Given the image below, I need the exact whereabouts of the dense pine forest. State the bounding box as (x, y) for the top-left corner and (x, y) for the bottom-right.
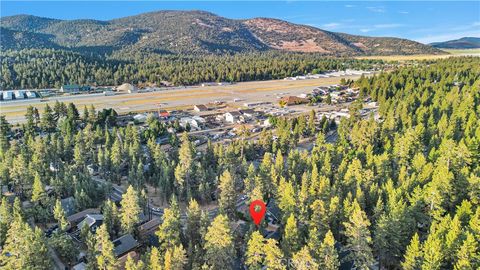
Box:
(0, 49), (384, 89)
(0, 57), (479, 269)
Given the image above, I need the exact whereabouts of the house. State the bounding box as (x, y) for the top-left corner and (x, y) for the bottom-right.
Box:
(243, 101), (271, 108)
(67, 208), (100, 225)
(138, 218), (161, 241)
(133, 114), (147, 123)
(14, 90), (25, 99)
(280, 96), (309, 106)
(225, 111), (242, 123)
(192, 116), (206, 126)
(179, 117), (200, 130)
(263, 118), (272, 127)
(113, 234), (139, 257)
(194, 104), (209, 112)
(117, 83), (137, 93)
(76, 214), (104, 232)
(240, 109), (256, 118)
(25, 91), (37, 98)
(72, 262), (87, 270)
(61, 84), (80, 93)
(2, 91), (13, 100)
(158, 110), (170, 118)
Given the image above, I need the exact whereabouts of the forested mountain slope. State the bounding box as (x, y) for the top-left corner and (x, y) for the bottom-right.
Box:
(0, 49), (384, 89)
(0, 11), (443, 55)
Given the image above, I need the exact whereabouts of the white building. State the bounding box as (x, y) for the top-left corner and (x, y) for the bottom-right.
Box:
(14, 90), (25, 99)
(179, 117), (200, 130)
(192, 116), (206, 125)
(26, 91), (36, 98)
(225, 111), (242, 123)
(117, 83), (137, 93)
(2, 91), (13, 100)
(243, 101), (271, 108)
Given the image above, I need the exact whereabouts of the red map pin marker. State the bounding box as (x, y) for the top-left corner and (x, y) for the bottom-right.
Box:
(249, 200), (266, 226)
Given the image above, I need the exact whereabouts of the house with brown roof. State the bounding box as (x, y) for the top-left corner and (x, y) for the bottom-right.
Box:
(67, 208), (100, 226)
(194, 104), (209, 112)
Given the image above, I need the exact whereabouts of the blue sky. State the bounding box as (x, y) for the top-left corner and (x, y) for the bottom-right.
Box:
(1, 1), (479, 43)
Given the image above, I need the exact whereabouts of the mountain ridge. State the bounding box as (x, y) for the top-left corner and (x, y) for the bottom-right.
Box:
(0, 10), (444, 56)
(430, 37), (480, 49)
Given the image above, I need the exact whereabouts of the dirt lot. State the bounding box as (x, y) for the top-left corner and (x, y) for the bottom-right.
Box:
(1, 74), (363, 124)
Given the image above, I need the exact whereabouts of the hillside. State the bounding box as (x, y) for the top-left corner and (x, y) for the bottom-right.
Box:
(0, 10), (443, 56)
(430, 37), (480, 49)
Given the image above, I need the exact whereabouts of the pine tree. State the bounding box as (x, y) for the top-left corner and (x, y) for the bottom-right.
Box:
(292, 246), (318, 270)
(40, 103), (56, 132)
(149, 247), (162, 270)
(318, 230), (340, 270)
(110, 139), (123, 182)
(125, 254), (144, 270)
(174, 132), (195, 199)
(309, 199), (329, 240)
(0, 197), (11, 246)
(31, 173), (46, 203)
(218, 170), (236, 218)
(264, 238), (286, 270)
(282, 213), (301, 256)
(277, 177), (296, 221)
(402, 233), (423, 270)
(103, 199), (119, 236)
(164, 245), (187, 270)
(421, 232), (443, 270)
(156, 197), (181, 252)
(343, 201), (374, 270)
(120, 186), (141, 234)
(186, 199), (202, 248)
(0, 219), (52, 269)
(246, 231), (266, 269)
(454, 232), (479, 270)
(204, 214), (234, 270)
(54, 198), (68, 231)
(96, 224), (117, 270)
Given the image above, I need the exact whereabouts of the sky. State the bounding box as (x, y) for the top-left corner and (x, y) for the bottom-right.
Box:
(1, 1), (479, 43)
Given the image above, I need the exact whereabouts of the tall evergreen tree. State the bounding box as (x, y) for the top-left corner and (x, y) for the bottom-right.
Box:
(156, 197), (181, 253)
(204, 214), (234, 270)
(402, 233), (423, 270)
(218, 170), (236, 218)
(343, 201), (374, 270)
(318, 230), (340, 270)
(53, 198), (68, 231)
(120, 186), (141, 234)
(96, 224), (117, 270)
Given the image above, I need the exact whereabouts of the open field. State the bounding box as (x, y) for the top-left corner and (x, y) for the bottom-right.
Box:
(0, 74), (364, 124)
(356, 50), (480, 61)
(443, 48), (480, 55)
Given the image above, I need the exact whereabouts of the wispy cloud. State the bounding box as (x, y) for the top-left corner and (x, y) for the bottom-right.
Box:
(373, 23), (405, 29)
(366, 6), (385, 13)
(322, 22), (341, 29)
(345, 4), (355, 8)
(360, 28), (373, 33)
(398, 11), (409, 14)
(415, 30), (480, 44)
